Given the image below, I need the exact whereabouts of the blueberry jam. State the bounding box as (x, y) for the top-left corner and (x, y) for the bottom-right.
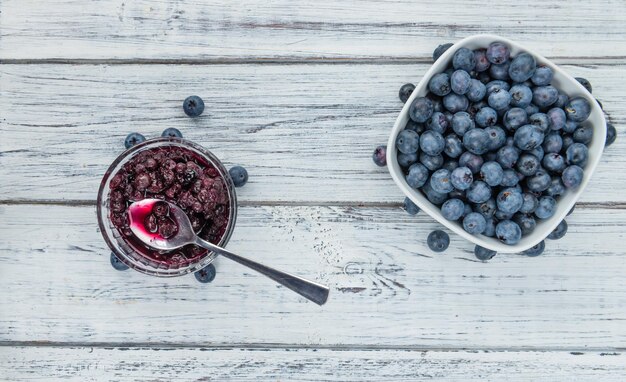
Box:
(108, 146), (230, 266)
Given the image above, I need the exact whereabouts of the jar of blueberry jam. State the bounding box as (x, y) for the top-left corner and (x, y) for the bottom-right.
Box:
(97, 138), (237, 276)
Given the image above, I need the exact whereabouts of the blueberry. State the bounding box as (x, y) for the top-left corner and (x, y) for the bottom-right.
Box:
(443, 93), (469, 113)
(473, 49), (491, 72)
(488, 88), (512, 110)
(542, 132), (563, 153)
(451, 70), (472, 95)
(484, 218), (497, 237)
(406, 163), (429, 188)
(466, 79), (487, 102)
(463, 212), (487, 234)
(474, 245), (496, 260)
(486, 80), (511, 94)
(532, 86), (559, 109)
(489, 62), (510, 81)
(428, 73), (452, 97)
(486, 42), (510, 64)
(484, 126), (507, 151)
(161, 128), (183, 138)
(463, 128), (490, 155)
(495, 210), (514, 221)
(497, 188), (524, 214)
(509, 84), (533, 108)
(430, 169), (454, 194)
(427, 112), (450, 134)
(405, 119), (425, 133)
(451, 166), (474, 190)
(442, 198), (465, 220)
(452, 48), (476, 72)
(399, 83), (416, 103)
(420, 130), (445, 156)
(562, 165), (584, 188)
(396, 129), (420, 154)
(545, 177), (566, 197)
(496, 145), (519, 169)
(527, 145), (545, 161)
(428, 94), (445, 113)
(419, 152), (443, 172)
(194, 264), (217, 283)
(433, 43), (454, 61)
(547, 220), (568, 240)
(606, 123), (617, 146)
(575, 77), (592, 93)
(397, 152), (418, 168)
(520, 193), (539, 214)
(525, 103), (540, 116)
(404, 197), (421, 215)
(110, 252), (129, 271)
(422, 182), (448, 205)
(573, 125), (593, 145)
(124, 132), (146, 149)
(516, 154), (541, 176)
(229, 165), (248, 187)
(554, 93), (570, 109)
(563, 120), (578, 134)
(522, 241), (545, 257)
(448, 188), (465, 201)
(463, 203), (473, 217)
(535, 196), (557, 219)
(372, 145), (387, 167)
(547, 108), (566, 131)
(508, 53), (536, 83)
(477, 71), (492, 84)
(427, 230), (450, 252)
(480, 161), (504, 187)
(528, 113), (550, 132)
(409, 97), (435, 123)
(500, 169), (520, 187)
(475, 107), (498, 127)
(183, 95), (205, 117)
(565, 97), (591, 122)
(514, 213), (537, 235)
(496, 220), (522, 245)
(542, 153), (566, 173)
(444, 134), (464, 158)
(531, 66), (553, 86)
(514, 124), (544, 151)
(474, 198), (497, 219)
(459, 152), (484, 174)
(442, 160), (459, 173)
(526, 170), (551, 193)
(466, 181), (491, 203)
(503, 108), (528, 131)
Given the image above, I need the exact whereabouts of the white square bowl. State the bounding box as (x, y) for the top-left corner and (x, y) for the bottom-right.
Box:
(387, 34), (606, 253)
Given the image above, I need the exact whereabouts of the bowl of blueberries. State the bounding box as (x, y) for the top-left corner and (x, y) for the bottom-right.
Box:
(386, 34), (607, 254)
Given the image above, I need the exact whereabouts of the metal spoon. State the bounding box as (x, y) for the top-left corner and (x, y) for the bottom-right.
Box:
(128, 199), (329, 305)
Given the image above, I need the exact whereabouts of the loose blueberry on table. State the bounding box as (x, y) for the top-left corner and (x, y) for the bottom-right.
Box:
(183, 95), (205, 117)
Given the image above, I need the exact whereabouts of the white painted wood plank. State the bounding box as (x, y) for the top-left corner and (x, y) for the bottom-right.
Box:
(1, 204), (625, 348)
(2, 0), (626, 60)
(1, 63), (624, 203)
(1, 346), (624, 382)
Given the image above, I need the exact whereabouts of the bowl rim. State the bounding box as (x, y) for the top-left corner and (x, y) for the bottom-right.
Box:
(387, 34), (606, 253)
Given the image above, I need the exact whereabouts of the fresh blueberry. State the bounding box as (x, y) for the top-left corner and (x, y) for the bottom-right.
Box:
(474, 245), (496, 260)
(442, 160), (459, 173)
(444, 134), (464, 158)
(486, 80), (511, 94)
(475, 107), (498, 127)
(565, 97), (591, 122)
(466, 181), (491, 203)
(575, 77), (592, 93)
(422, 182), (448, 205)
(606, 123), (617, 146)
(547, 220), (568, 240)
(451, 112), (474, 136)
(509, 84), (533, 108)
(531, 66), (553, 86)
(542, 153), (566, 173)
(565, 143), (588, 166)
(520, 193), (539, 214)
(399, 83), (416, 103)
(547, 108), (566, 131)
(473, 49), (491, 72)
(496, 145), (519, 169)
(466, 79), (487, 102)
(463, 212), (487, 234)
(561, 120), (577, 134)
(535, 196), (557, 219)
(527, 145), (545, 161)
(183, 95), (205, 117)
(514, 124), (544, 151)
(110, 252), (129, 271)
(406, 163), (429, 188)
(522, 241), (545, 257)
(484, 218), (497, 237)
(516, 154), (541, 176)
(397, 152), (418, 168)
(503, 107), (528, 131)
(443, 93), (469, 113)
(542, 131), (563, 153)
(420, 130), (445, 156)
(420, 152), (444, 171)
(451, 166), (474, 190)
(500, 169), (520, 187)
(427, 112), (450, 134)
(528, 113), (550, 132)
(463, 203), (473, 217)
(526, 170), (551, 193)
(463, 128), (490, 155)
(427, 230), (450, 252)
(474, 198), (497, 219)
(428, 94), (445, 113)
(448, 188), (465, 201)
(480, 161), (504, 187)
(428, 73), (451, 97)
(508, 53), (537, 82)
(459, 152), (484, 174)
(453, 48), (477, 72)
(372, 145), (387, 167)
(484, 126), (507, 151)
(562, 134), (576, 151)
(554, 93), (570, 109)
(396, 129), (420, 154)
(161, 128), (183, 138)
(495, 210), (514, 221)
(409, 97), (435, 123)
(486, 42), (510, 64)
(562, 165), (584, 188)
(404, 197), (420, 215)
(194, 264), (217, 283)
(496, 220), (522, 245)
(497, 188), (524, 214)
(229, 165), (248, 187)
(573, 125), (593, 145)
(489, 62), (510, 81)
(514, 213), (537, 235)
(488, 88), (512, 110)
(405, 119), (426, 133)
(451, 70), (472, 95)
(124, 132), (146, 149)
(532, 86), (559, 109)
(477, 71), (492, 84)
(430, 169), (454, 193)
(442, 198), (465, 220)
(545, 177), (566, 197)
(433, 43), (454, 61)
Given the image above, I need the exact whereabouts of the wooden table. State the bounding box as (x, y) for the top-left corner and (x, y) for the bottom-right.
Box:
(1, 1), (625, 380)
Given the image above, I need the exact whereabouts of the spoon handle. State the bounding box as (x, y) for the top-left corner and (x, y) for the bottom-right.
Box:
(194, 237), (330, 306)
